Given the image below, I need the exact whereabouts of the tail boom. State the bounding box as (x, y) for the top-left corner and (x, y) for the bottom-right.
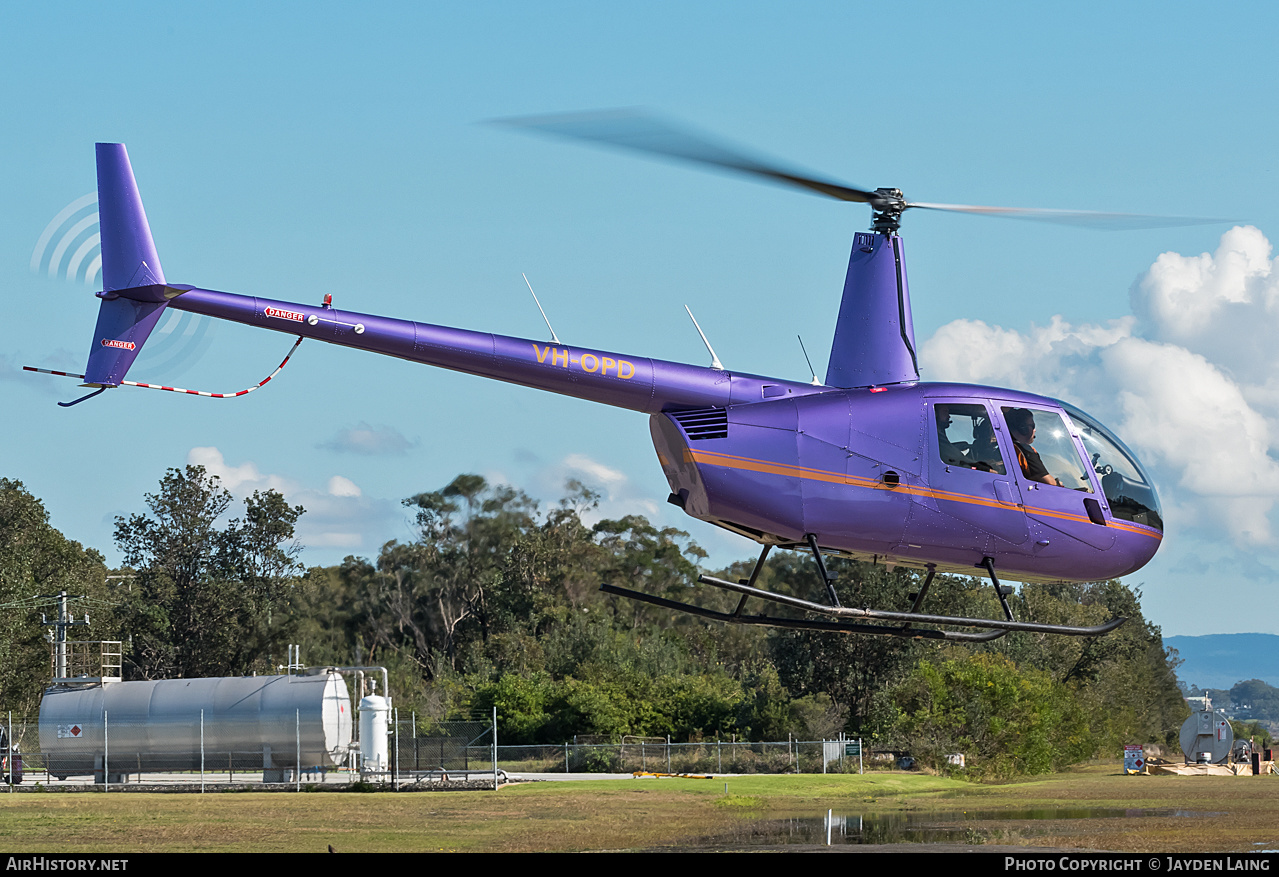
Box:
(153, 284), (821, 413)
(74, 143), (824, 409)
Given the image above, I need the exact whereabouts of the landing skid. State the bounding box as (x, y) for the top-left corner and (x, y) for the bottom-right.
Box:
(601, 541), (1126, 641)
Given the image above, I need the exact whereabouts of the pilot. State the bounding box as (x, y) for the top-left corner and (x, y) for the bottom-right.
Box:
(1005, 408), (1064, 487)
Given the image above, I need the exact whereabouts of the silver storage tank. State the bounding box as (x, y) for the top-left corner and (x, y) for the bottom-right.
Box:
(1179, 708), (1234, 764)
(359, 694), (390, 773)
(39, 671), (352, 779)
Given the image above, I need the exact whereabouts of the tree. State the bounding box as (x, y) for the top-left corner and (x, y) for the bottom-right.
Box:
(869, 653), (1093, 778)
(1230, 719), (1273, 749)
(347, 475), (542, 681)
(995, 580), (1189, 750)
(1229, 680), (1279, 722)
(113, 465), (305, 679)
(0, 479), (108, 714)
(768, 557), (988, 729)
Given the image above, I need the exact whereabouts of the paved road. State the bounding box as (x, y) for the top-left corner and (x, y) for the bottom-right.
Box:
(505, 772), (637, 781)
(6, 768), (729, 788)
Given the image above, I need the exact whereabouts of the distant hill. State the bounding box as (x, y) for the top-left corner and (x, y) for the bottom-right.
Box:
(1165, 633), (1279, 690)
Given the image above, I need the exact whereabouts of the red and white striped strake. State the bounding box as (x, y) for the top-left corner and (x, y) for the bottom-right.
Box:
(24, 336), (304, 398)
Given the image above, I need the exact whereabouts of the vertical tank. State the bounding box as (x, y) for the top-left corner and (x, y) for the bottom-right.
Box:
(359, 694), (390, 772)
(39, 670), (352, 778)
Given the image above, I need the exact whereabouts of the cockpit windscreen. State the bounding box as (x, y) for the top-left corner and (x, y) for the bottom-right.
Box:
(1063, 403), (1163, 531)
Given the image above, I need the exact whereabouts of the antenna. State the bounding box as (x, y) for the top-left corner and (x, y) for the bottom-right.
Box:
(523, 273), (561, 344)
(685, 305), (724, 371)
(798, 335), (822, 386)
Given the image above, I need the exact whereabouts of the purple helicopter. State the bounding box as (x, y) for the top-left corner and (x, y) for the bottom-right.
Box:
(33, 115), (1182, 642)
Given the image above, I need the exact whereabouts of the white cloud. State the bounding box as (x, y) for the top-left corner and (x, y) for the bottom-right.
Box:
(920, 226), (1279, 548)
(1134, 226), (1278, 351)
(548, 452), (660, 517)
(317, 422), (418, 456)
(560, 453), (628, 488)
(188, 447), (285, 493)
(327, 475), (362, 497)
(186, 447), (395, 558)
(488, 450), (663, 529)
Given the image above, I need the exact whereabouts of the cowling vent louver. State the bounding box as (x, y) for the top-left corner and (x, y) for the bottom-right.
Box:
(670, 408), (728, 440)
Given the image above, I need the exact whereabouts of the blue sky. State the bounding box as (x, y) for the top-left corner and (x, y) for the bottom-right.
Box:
(4, 2), (1277, 636)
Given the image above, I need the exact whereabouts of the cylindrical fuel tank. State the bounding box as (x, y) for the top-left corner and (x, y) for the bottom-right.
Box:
(39, 671), (352, 777)
(1179, 708), (1234, 764)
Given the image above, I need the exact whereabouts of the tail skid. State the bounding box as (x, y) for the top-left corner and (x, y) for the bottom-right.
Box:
(24, 336), (305, 404)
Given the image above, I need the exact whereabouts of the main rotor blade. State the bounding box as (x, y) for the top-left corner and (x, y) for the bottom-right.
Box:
(494, 109), (879, 204)
(496, 110), (1233, 231)
(907, 201), (1233, 230)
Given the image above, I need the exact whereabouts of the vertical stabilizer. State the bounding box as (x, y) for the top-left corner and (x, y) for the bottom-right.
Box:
(82, 144), (169, 386)
(824, 232), (919, 388)
(96, 143), (165, 290)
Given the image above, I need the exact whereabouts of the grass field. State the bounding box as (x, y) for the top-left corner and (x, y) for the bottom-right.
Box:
(0, 764), (1275, 853)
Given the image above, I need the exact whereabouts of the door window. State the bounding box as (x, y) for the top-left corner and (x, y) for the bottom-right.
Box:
(1001, 406), (1093, 492)
(934, 403), (1006, 475)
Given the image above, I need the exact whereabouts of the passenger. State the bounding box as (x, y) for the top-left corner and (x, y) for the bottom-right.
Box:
(935, 405), (971, 466)
(969, 417), (1005, 475)
(1005, 408), (1064, 487)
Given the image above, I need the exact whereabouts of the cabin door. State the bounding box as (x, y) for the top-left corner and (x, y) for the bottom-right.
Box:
(994, 403), (1116, 552)
(909, 399), (1029, 552)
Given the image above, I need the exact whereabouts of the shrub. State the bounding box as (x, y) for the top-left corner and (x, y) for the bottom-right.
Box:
(869, 653), (1093, 778)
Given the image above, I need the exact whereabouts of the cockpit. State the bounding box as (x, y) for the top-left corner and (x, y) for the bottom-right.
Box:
(931, 398), (1163, 533)
(1062, 403), (1163, 532)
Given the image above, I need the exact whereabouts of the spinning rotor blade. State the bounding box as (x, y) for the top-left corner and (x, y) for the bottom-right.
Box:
(497, 109), (1233, 232)
(906, 201), (1230, 230)
(494, 109), (880, 204)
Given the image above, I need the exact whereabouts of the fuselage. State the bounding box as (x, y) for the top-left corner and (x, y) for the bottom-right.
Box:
(651, 382), (1162, 583)
(139, 284), (1162, 585)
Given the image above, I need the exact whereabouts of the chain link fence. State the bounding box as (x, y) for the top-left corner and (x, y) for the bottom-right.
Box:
(0, 709), (874, 788)
(485, 738), (871, 775)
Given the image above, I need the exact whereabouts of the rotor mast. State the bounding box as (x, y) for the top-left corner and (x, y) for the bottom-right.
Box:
(825, 224), (919, 388)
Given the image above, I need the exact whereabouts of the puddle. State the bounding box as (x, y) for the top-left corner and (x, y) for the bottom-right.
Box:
(700, 808), (1225, 847)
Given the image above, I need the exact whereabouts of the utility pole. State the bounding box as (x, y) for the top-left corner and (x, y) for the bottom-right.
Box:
(40, 591), (88, 681)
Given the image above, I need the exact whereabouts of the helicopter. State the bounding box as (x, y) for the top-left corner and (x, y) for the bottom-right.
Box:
(29, 114), (1184, 643)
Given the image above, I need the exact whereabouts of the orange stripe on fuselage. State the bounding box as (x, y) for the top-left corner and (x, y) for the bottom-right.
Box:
(684, 448), (1162, 542)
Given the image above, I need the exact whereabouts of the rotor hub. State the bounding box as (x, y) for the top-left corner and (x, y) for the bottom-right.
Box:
(869, 187), (907, 234)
